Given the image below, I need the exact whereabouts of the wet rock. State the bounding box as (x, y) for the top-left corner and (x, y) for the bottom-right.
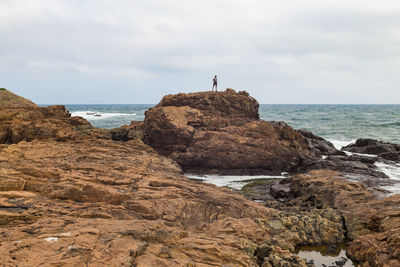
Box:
(298, 129), (344, 156)
(110, 121), (143, 141)
(301, 154), (391, 189)
(343, 138), (400, 162)
(282, 170), (400, 266)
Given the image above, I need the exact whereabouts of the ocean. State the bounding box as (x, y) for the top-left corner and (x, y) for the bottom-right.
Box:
(64, 104), (400, 194)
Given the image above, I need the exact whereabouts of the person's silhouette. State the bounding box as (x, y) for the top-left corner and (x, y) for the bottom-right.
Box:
(212, 75), (218, 91)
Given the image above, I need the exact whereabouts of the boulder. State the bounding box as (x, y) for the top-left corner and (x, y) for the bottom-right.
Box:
(343, 138), (400, 162)
(144, 89), (319, 174)
(0, 105), (92, 144)
(156, 89), (259, 119)
(298, 129), (344, 156)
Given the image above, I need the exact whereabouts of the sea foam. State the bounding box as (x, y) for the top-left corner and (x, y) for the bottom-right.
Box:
(71, 111), (136, 120)
(185, 174), (286, 190)
(327, 139), (356, 150)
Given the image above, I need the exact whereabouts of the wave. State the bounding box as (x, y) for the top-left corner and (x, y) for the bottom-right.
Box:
(326, 139), (356, 150)
(375, 161), (400, 196)
(374, 162), (400, 181)
(375, 162), (400, 196)
(185, 174), (286, 190)
(71, 111), (137, 120)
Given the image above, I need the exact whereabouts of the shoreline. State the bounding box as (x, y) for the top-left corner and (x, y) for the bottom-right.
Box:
(1, 89), (399, 266)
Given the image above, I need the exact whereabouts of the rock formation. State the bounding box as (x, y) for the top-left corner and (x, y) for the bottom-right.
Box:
(343, 138), (400, 162)
(284, 171), (400, 266)
(0, 104), (92, 144)
(0, 90), (399, 266)
(144, 89), (319, 174)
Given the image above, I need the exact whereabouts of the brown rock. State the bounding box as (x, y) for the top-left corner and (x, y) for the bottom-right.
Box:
(2, 91), (397, 266)
(0, 88), (37, 107)
(0, 105), (92, 144)
(144, 89), (318, 174)
(0, 138), (350, 266)
(156, 89), (259, 119)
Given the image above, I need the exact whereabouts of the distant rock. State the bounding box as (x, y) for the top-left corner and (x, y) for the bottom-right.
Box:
(144, 89), (319, 174)
(343, 138), (400, 162)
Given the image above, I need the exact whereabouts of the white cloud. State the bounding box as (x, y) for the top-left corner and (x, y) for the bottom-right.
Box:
(1, 0), (400, 103)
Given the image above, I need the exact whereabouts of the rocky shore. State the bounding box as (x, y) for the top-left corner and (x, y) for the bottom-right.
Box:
(0, 88), (399, 266)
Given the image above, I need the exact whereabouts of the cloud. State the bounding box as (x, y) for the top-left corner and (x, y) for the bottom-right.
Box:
(0, 0), (400, 103)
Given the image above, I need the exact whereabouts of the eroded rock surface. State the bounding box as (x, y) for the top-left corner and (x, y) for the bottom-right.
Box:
(1, 91), (398, 267)
(0, 139), (352, 266)
(144, 89), (318, 174)
(0, 105), (92, 143)
(276, 170), (400, 266)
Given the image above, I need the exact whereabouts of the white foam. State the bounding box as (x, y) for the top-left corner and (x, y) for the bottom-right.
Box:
(381, 184), (400, 196)
(71, 111), (136, 120)
(374, 161), (400, 195)
(185, 174), (286, 190)
(374, 162), (400, 181)
(327, 139), (356, 150)
(327, 139), (377, 157)
(343, 151), (377, 157)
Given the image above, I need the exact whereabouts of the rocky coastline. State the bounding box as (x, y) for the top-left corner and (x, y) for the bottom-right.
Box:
(0, 88), (399, 266)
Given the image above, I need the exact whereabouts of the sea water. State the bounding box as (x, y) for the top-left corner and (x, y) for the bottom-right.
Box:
(62, 104), (400, 193)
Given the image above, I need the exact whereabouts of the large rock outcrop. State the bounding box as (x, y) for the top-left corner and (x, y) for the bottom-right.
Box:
(1, 90), (398, 266)
(0, 90), (356, 266)
(144, 89), (318, 174)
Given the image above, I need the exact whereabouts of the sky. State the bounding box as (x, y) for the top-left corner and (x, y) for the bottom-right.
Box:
(1, 0), (400, 104)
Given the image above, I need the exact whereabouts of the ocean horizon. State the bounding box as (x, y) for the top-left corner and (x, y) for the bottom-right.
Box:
(53, 103), (400, 144)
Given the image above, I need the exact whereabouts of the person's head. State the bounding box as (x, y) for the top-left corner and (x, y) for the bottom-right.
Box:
(215, 75), (217, 78)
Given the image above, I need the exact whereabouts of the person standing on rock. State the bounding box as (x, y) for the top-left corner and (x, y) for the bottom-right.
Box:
(212, 75), (218, 91)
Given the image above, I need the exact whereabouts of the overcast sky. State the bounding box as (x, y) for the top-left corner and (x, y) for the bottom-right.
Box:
(1, 0), (400, 104)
